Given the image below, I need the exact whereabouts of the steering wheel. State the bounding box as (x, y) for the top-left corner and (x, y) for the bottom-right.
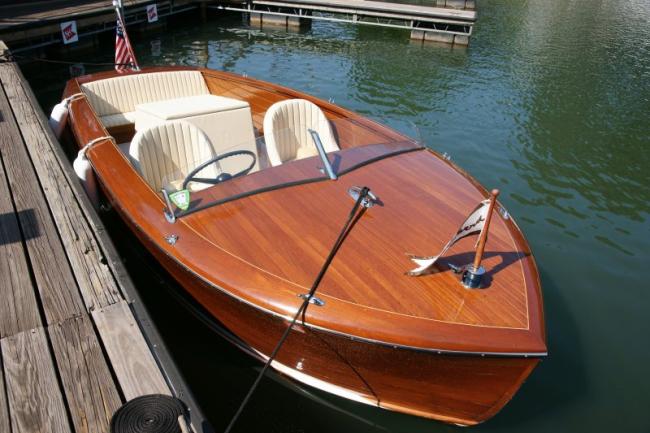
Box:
(182, 150), (256, 190)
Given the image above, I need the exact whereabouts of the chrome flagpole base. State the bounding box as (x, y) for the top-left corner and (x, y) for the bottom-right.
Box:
(461, 265), (485, 289)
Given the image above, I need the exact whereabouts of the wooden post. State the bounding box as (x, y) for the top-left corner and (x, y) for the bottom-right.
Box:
(472, 189), (499, 270)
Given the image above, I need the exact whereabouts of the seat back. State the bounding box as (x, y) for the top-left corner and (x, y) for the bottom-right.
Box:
(263, 99), (338, 166)
(81, 71), (209, 127)
(129, 121), (217, 192)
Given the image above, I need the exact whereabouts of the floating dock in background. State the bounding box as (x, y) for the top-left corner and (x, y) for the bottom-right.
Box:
(0, 0), (476, 52)
(0, 0), (200, 52)
(0, 41), (210, 433)
(214, 0), (477, 45)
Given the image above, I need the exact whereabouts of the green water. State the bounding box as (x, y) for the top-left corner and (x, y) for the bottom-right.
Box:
(22, 1), (650, 432)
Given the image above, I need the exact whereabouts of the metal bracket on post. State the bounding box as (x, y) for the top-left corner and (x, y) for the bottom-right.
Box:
(461, 265), (485, 289)
(447, 263), (485, 288)
(348, 186), (378, 208)
(161, 189), (176, 223)
(309, 129), (337, 180)
(298, 293), (325, 306)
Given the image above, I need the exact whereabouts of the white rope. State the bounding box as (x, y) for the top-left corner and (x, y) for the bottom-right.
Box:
(81, 135), (115, 155)
(65, 92), (86, 103)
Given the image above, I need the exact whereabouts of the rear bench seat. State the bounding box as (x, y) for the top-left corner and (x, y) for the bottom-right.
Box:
(80, 70), (210, 128)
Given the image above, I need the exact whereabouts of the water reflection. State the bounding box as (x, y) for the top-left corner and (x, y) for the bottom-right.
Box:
(511, 1), (649, 220)
(497, 0), (650, 272)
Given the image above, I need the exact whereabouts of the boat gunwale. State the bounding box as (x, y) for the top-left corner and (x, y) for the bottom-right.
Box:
(62, 65), (547, 355)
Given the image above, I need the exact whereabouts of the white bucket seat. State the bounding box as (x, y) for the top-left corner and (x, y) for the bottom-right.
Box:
(129, 120), (217, 193)
(263, 99), (339, 166)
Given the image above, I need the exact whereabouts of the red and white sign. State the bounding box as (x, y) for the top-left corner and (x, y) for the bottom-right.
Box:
(60, 21), (79, 44)
(146, 4), (158, 23)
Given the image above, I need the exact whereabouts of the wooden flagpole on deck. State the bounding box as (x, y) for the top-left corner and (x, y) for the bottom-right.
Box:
(472, 188), (500, 270)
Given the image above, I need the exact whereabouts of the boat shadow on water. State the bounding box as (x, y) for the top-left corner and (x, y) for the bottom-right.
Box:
(483, 268), (587, 430)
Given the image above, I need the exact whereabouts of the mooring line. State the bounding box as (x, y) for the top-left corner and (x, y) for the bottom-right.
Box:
(224, 186), (372, 433)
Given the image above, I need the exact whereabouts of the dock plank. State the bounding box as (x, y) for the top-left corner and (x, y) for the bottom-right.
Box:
(0, 41), (205, 433)
(92, 301), (170, 400)
(0, 147), (42, 339)
(0, 63), (123, 311)
(1, 328), (72, 433)
(0, 71), (85, 324)
(0, 340), (10, 433)
(48, 316), (123, 433)
(0, 0), (161, 30)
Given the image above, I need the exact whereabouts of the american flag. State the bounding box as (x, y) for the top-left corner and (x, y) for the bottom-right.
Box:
(115, 16), (138, 71)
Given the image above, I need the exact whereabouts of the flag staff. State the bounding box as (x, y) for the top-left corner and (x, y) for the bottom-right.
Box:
(462, 188), (499, 288)
(112, 0), (125, 29)
(113, 0), (140, 70)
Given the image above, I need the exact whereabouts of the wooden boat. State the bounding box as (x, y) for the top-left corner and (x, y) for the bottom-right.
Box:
(61, 66), (546, 426)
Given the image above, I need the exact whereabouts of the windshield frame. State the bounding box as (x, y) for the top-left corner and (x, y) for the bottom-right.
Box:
(173, 140), (423, 219)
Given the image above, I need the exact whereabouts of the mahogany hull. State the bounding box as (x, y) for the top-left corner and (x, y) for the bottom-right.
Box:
(62, 66), (546, 425)
(106, 192), (538, 425)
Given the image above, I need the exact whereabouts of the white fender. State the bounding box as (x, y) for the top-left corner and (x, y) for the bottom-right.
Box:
(73, 134), (112, 209)
(73, 148), (99, 208)
(48, 93), (85, 139)
(48, 100), (69, 138)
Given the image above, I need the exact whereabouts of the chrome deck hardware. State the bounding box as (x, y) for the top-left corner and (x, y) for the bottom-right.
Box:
(298, 293), (325, 306)
(348, 186), (378, 208)
(161, 188), (176, 223)
(461, 265), (485, 289)
(309, 129), (338, 180)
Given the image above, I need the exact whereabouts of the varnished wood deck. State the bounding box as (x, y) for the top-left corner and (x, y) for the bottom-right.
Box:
(0, 42), (203, 433)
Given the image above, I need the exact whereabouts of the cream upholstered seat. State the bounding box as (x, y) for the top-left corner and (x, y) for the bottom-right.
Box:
(129, 120), (217, 193)
(263, 99), (339, 166)
(81, 71), (209, 128)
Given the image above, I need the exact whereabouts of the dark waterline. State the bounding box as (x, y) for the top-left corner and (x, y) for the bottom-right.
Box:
(21, 1), (650, 432)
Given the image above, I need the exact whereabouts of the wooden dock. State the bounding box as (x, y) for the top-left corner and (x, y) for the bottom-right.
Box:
(0, 42), (208, 433)
(214, 0), (477, 45)
(0, 0), (200, 52)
